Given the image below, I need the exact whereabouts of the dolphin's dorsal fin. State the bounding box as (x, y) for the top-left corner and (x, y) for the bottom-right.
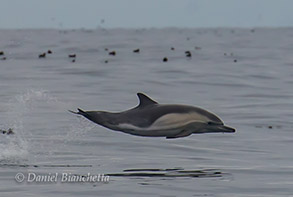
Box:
(137, 93), (158, 108)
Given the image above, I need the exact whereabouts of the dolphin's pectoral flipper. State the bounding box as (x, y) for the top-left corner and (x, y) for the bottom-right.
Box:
(166, 130), (192, 139)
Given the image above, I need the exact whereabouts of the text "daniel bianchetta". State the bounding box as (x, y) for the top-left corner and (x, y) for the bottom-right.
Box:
(15, 172), (110, 183)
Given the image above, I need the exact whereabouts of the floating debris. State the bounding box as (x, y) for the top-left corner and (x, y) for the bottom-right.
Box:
(234, 59), (237, 62)
(107, 168), (225, 178)
(133, 48), (140, 53)
(104, 48), (109, 51)
(255, 125), (282, 129)
(108, 51), (116, 56)
(162, 57), (168, 62)
(47, 50), (52, 54)
(185, 51), (192, 57)
(72, 59), (76, 63)
(1, 128), (14, 135)
(0, 51), (4, 55)
(38, 53), (46, 58)
(104, 60), (108, 63)
(171, 47), (175, 51)
(68, 54), (76, 58)
(1, 57), (6, 60)
(195, 46), (201, 50)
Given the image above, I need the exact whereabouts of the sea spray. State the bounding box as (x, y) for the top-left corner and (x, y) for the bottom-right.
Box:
(0, 89), (60, 163)
(0, 89), (96, 164)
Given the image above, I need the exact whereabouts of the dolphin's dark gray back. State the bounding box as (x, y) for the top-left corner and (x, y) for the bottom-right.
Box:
(71, 93), (222, 128)
(108, 93), (222, 128)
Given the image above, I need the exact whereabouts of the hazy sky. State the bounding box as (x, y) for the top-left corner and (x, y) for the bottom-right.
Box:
(0, 0), (293, 29)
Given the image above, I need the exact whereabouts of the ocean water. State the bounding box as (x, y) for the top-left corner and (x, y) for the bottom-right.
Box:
(0, 28), (293, 196)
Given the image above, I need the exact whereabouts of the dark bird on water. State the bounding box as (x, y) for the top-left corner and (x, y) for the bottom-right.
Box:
(68, 54), (76, 58)
(109, 51), (116, 56)
(1, 128), (14, 135)
(39, 53), (46, 58)
(185, 51), (192, 58)
(133, 49), (140, 53)
(162, 57), (168, 62)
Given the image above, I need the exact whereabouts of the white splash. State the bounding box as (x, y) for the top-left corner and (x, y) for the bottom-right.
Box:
(0, 89), (58, 163)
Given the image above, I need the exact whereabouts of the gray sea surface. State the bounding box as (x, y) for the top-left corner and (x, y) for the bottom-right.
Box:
(0, 28), (293, 196)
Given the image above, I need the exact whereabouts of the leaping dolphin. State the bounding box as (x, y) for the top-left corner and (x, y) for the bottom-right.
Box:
(70, 93), (235, 139)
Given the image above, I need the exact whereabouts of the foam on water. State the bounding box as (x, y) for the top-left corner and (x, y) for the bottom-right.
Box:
(0, 135), (28, 163)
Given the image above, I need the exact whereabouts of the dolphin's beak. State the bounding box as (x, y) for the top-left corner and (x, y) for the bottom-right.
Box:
(217, 125), (236, 133)
(203, 124), (236, 134)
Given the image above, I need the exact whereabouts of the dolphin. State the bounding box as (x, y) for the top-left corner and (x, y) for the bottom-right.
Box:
(70, 93), (235, 139)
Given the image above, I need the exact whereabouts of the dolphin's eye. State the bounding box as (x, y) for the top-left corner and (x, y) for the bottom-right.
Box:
(207, 122), (214, 125)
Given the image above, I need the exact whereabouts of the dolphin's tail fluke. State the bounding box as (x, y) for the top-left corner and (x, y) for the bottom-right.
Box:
(68, 108), (86, 115)
(69, 108), (94, 121)
(69, 108), (102, 125)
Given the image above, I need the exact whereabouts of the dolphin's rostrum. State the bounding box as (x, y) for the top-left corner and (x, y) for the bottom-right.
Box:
(70, 93), (235, 139)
